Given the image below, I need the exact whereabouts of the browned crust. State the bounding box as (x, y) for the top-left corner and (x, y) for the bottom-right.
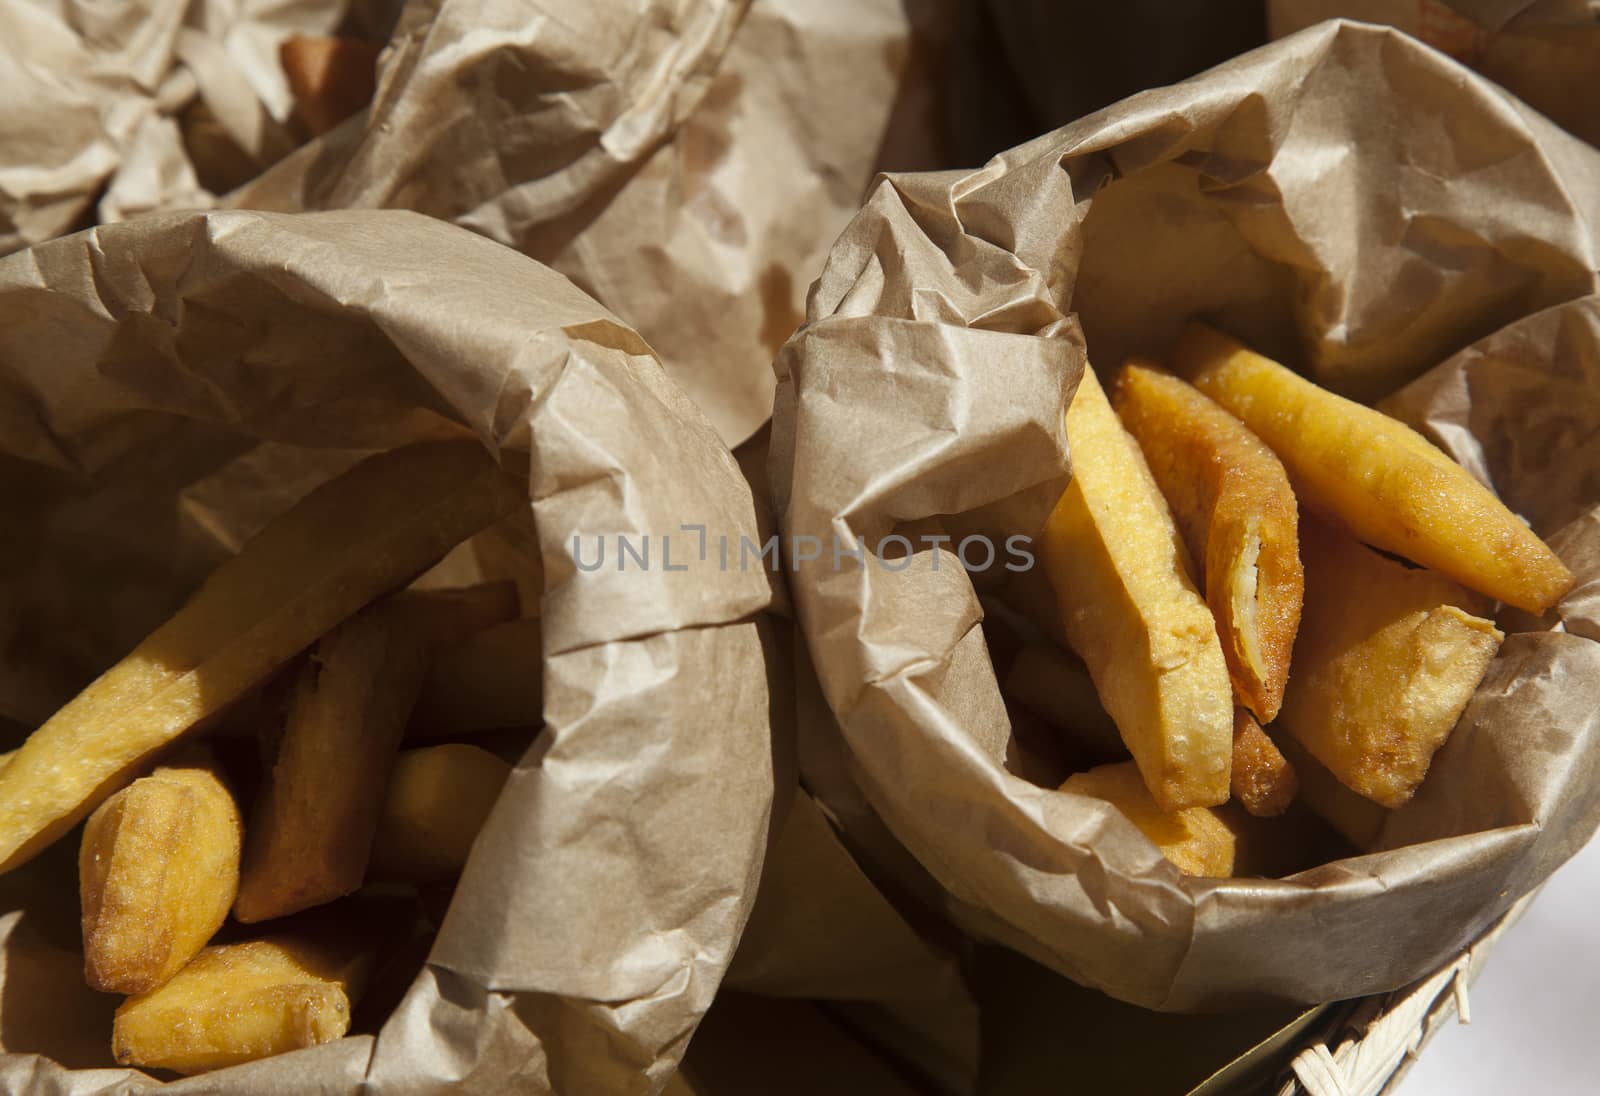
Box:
(1230, 708), (1298, 817)
(80, 754), (242, 993)
(1172, 323), (1573, 614)
(1112, 360), (1303, 721)
(1277, 521), (1504, 808)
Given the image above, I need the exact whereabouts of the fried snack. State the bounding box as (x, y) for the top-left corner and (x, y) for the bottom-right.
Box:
(235, 587), (514, 923)
(112, 936), (373, 1075)
(1230, 709), (1298, 818)
(408, 618), (543, 736)
(1043, 367), (1233, 810)
(280, 35), (382, 136)
(1000, 644), (1126, 762)
(0, 441), (522, 875)
(80, 753), (242, 994)
(1113, 361), (1303, 721)
(233, 604), (418, 923)
(1279, 737), (1390, 852)
(1061, 762), (1235, 877)
(370, 745), (512, 882)
(1277, 524), (1504, 808)
(1172, 324), (1573, 613)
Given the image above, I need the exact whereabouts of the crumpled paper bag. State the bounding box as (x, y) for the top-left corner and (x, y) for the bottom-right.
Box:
(1270, 1), (1600, 148)
(0, 0), (393, 256)
(0, 207), (788, 1093)
(724, 776), (979, 1094)
(769, 19), (1600, 1011)
(228, 0), (949, 447)
(723, 426), (980, 1095)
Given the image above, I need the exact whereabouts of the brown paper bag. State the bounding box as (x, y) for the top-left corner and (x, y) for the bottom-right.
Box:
(724, 781), (979, 1094)
(228, 0), (950, 447)
(1270, 1), (1600, 149)
(0, 0), (396, 256)
(769, 20), (1600, 1011)
(728, 427), (980, 1093)
(0, 207), (788, 1092)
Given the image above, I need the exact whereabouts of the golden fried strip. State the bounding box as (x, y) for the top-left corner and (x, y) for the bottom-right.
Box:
(1113, 360), (1303, 721)
(1230, 708), (1298, 818)
(408, 618), (542, 737)
(112, 936), (373, 1075)
(370, 745), (512, 882)
(1043, 367), (1233, 810)
(1061, 762), (1235, 877)
(234, 587), (514, 923)
(1172, 324), (1573, 614)
(0, 442), (522, 874)
(234, 604), (419, 923)
(80, 751), (242, 994)
(1277, 522), (1504, 808)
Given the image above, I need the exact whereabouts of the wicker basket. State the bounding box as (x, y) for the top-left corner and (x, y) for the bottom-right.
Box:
(1276, 892), (1536, 1096)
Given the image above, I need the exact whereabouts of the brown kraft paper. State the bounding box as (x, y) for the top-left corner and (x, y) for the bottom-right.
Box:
(0, 207), (787, 1092)
(769, 19), (1600, 1011)
(227, 0), (951, 447)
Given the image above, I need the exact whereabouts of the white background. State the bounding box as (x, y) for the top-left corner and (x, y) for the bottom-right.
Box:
(1400, 833), (1600, 1093)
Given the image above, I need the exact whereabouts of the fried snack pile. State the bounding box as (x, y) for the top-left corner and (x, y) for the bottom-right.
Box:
(2, 442), (542, 1075)
(1040, 326), (1572, 876)
(0, 442), (521, 873)
(235, 585), (516, 923)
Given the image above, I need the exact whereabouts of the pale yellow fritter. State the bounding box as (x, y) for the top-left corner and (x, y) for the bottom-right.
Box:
(1043, 367), (1233, 811)
(1172, 323), (1572, 614)
(1062, 762), (1236, 877)
(1277, 522), (1503, 808)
